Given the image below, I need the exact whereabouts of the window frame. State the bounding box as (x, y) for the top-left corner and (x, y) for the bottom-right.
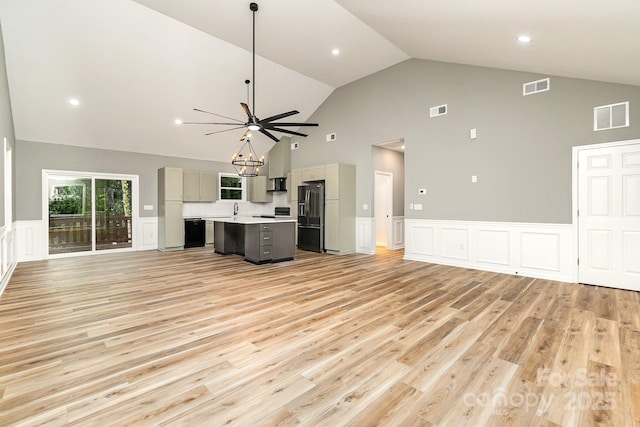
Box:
(218, 172), (246, 202)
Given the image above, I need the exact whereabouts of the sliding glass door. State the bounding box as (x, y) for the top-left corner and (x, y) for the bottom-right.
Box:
(48, 175), (93, 254)
(95, 178), (133, 251)
(46, 172), (137, 256)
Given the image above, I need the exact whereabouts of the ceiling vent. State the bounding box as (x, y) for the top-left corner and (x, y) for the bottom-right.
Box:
(429, 104), (447, 118)
(523, 78), (550, 96)
(326, 133), (336, 142)
(594, 101), (629, 131)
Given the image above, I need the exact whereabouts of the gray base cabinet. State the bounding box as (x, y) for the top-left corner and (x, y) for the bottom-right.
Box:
(214, 220), (295, 264)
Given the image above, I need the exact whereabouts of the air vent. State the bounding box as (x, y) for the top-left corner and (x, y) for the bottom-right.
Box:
(429, 104), (447, 118)
(326, 133), (336, 142)
(594, 101), (629, 131)
(523, 78), (550, 96)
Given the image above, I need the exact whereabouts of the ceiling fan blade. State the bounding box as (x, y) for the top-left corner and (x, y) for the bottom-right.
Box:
(267, 127), (308, 137)
(240, 102), (253, 119)
(265, 122), (319, 127)
(239, 129), (251, 141)
(259, 128), (280, 142)
(204, 126), (247, 136)
(183, 122), (243, 125)
(259, 110), (299, 123)
(193, 108), (244, 123)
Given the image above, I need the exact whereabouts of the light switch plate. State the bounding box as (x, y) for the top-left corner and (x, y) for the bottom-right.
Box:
(471, 175), (478, 183)
(143, 204), (153, 210)
(409, 203), (414, 210)
(363, 204), (368, 210)
(414, 203), (423, 210)
(470, 128), (477, 139)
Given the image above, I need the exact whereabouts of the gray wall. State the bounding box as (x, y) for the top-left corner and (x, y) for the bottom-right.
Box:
(291, 59), (640, 224)
(0, 23), (16, 228)
(372, 146), (404, 216)
(15, 140), (237, 221)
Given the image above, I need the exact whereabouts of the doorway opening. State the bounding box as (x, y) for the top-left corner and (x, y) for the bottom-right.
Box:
(372, 139), (405, 253)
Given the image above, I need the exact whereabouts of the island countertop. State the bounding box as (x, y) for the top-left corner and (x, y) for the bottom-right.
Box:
(205, 216), (296, 224)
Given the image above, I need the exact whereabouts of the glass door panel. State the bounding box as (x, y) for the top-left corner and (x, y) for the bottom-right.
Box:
(95, 179), (133, 251)
(48, 176), (93, 255)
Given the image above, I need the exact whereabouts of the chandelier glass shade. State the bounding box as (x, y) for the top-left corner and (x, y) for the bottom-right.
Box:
(231, 139), (264, 177)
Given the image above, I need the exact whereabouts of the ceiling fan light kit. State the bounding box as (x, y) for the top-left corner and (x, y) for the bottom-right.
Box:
(183, 2), (319, 177)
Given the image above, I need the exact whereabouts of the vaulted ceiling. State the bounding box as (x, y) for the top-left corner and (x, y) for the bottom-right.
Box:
(1, 0), (638, 162)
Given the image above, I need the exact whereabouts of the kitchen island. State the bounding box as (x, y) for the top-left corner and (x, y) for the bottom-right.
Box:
(210, 217), (296, 264)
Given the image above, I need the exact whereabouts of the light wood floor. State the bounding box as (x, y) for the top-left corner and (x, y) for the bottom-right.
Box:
(1, 247), (639, 426)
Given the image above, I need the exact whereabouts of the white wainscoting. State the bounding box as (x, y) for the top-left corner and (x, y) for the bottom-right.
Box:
(356, 216), (405, 254)
(0, 224), (17, 296)
(16, 217), (159, 262)
(138, 217), (158, 251)
(404, 219), (575, 282)
(390, 216), (405, 250)
(16, 220), (45, 262)
(356, 217), (375, 254)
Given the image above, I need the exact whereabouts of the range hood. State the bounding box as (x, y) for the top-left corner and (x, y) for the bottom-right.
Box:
(267, 177), (287, 192)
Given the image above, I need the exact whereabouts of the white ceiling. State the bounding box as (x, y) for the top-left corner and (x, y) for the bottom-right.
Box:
(1, 0), (639, 162)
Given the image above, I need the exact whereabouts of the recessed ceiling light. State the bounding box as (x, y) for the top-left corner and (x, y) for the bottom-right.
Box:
(68, 98), (80, 106)
(174, 119), (183, 125)
(332, 48), (340, 56)
(517, 35), (532, 43)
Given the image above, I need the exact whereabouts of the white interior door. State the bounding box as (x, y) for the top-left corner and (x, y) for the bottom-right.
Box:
(375, 171), (392, 247)
(578, 142), (640, 290)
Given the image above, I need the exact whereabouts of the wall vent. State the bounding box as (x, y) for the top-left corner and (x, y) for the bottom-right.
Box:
(429, 104), (447, 118)
(523, 78), (550, 96)
(594, 101), (629, 131)
(326, 133), (336, 142)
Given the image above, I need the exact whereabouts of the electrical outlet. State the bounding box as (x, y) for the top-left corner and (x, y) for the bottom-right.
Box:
(144, 205), (153, 211)
(363, 204), (368, 210)
(470, 128), (477, 139)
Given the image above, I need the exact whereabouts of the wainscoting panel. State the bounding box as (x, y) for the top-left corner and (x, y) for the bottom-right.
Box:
(16, 220), (45, 262)
(390, 216), (405, 250)
(356, 217), (375, 254)
(0, 224), (17, 296)
(405, 219), (575, 282)
(139, 217), (158, 251)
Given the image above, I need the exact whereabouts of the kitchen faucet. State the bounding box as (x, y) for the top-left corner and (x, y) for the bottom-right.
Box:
(233, 202), (239, 216)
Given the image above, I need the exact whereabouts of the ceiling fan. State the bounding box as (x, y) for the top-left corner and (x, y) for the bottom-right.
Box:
(184, 2), (318, 142)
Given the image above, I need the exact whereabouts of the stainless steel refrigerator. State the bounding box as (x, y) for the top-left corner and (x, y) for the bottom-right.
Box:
(297, 182), (324, 252)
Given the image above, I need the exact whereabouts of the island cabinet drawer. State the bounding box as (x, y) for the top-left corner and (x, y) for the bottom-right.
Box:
(260, 231), (273, 245)
(257, 245), (272, 261)
(259, 223), (272, 232)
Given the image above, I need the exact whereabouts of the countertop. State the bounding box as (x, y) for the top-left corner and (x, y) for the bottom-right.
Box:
(206, 216), (296, 224)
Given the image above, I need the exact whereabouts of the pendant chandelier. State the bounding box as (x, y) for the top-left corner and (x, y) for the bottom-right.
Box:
(231, 138), (264, 177)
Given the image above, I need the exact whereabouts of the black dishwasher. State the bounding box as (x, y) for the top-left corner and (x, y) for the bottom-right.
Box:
(184, 218), (205, 248)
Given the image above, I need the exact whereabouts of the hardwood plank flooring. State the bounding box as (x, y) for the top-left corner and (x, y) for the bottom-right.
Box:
(1, 247), (639, 426)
